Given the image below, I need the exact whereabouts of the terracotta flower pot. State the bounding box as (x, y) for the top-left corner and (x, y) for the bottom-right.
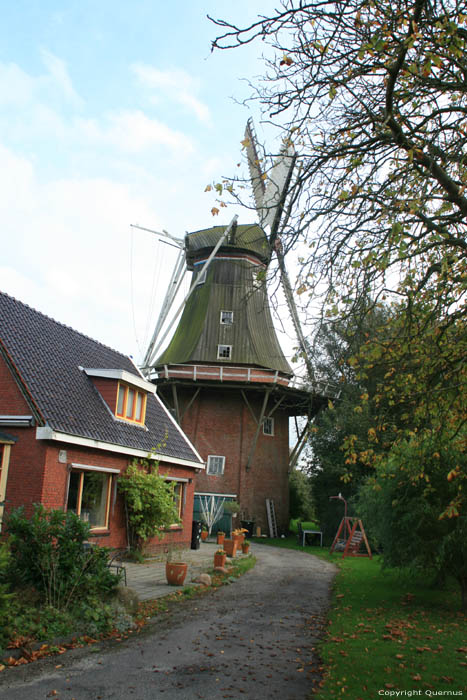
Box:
(166, 562), (188, 586)
(241, 542), (250, 554)
(216, 532), (225, 545)
(201, 530), (208, 541)
(232, 534), (243, 548)
(223, 539), (238, 557)
(214, 552), (227, 568)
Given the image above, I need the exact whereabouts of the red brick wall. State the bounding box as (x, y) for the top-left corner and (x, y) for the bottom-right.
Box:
(0, 354), (46, 519)
(177, 386), (290, 533)
(41, 445), (196, 552)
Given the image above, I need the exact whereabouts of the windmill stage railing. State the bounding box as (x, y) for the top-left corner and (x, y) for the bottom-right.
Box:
(153, 363), (340, 398)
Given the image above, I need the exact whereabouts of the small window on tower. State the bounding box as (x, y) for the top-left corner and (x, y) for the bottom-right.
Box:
(196, 267), (207, 286)
(217, 344), (232, 359)
(207, 455), (225, 475)
(220, 310), (233, 325)
(263, 417), (274, 436)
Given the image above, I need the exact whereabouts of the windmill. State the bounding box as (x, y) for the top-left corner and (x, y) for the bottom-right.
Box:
(135, 122), (331, 536)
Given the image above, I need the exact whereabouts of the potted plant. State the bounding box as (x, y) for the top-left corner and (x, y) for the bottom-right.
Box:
(201, 525), (209, 541)
(232, 527), (248, 547)
(214, 548), (227, 568)
(223, 538), (238, 557)
(216, 531), (225, 545)
(165, 547), (188, 586)
(224, 501), (240, 519)
(241, 541), (250, 554)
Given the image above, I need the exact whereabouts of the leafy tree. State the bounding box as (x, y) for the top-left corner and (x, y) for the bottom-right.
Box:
(289, 468), (315, 521)
(118, 455), (180, 549)
(304, 305), (398, 539)
(211, 0), (466, 516)
(356, 434), (467, 609)
(211, 1), (466, 328)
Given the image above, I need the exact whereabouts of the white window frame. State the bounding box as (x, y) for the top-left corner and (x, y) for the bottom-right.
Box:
(66, 464), (117, 530)
(220, 310), (234, 325)
(217, 344), (232, 360)
(263, 417), (274, 436)
(207, 455), (225, 476)
(196, 267), (207, 286)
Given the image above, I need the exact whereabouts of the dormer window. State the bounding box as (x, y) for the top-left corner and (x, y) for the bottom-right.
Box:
(116, 382), (147, 424)
(220, 310), (233, 325)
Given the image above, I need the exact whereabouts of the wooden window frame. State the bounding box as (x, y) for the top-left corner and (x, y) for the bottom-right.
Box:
(220, 310), (234, 325)
(66, 469), (112, 531)
(0, 443), (13, 532)
(207, 455), (225, 476)
(217, 344), (232, 360)
(115, 382), (147, 425)
(263, 417), (274, 436)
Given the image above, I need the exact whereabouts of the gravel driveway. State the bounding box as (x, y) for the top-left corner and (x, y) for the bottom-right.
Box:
(0, 544), (337, 700)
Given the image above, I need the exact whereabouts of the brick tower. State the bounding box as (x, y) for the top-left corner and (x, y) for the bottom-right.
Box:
(150, 220), (325, 534)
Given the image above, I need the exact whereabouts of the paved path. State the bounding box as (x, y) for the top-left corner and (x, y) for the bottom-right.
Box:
(124, 541), (223, 600)
(0, 544), (337, 700)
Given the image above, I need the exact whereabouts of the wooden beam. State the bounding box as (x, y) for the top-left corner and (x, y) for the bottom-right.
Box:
(288, 418), (311, 472)
(266, 394), (285, 418)
(240, 390), (259, 425)
(171, 384), (181, 424)
(245, 388), (271, 471)
(180, 387), (201, 422)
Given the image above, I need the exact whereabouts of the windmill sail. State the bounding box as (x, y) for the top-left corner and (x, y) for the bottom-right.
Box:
(244, 119), (296, 236)
(244, 121), (315, 384)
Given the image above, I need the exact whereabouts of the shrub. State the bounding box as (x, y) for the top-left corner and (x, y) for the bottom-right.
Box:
(118, 456), (180, 548)
(0, 543), (15, 647)
(5, 505), (119, 610)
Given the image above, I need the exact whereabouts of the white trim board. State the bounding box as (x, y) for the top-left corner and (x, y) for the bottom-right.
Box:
(36, 427), (205, 470)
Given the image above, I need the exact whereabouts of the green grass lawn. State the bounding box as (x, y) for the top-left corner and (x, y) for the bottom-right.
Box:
(254, 537), (467, 698)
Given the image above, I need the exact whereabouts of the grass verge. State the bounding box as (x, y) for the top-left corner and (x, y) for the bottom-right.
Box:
(254, 538), (466, 698)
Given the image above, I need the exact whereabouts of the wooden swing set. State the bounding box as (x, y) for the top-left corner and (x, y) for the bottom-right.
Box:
(330, 516), (372, 558)
(329, 494), (372, 558)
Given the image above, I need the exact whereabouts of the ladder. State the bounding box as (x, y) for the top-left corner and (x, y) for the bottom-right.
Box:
(266, 499), (278, 538)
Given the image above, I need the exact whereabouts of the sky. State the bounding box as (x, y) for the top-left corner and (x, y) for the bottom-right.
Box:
(0, 1), (301, 369)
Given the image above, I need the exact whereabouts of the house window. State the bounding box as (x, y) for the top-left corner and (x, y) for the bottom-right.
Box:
(0, 441), (13, 532)
(115, 382), (147, 424)
(67, 470), (112, 529)
(172, 482), (184, 519)
(217, 345), (232, 360)
(207, 455), (225, 476)
(220, 310), (233, 325)
(263, 417), (274, 436)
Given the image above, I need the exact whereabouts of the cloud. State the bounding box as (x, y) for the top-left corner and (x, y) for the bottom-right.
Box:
(40, 49), (83, 107)
(132, 63), (211, 124)
(0, 52), (83, 109)
(75, 110), (194, 154)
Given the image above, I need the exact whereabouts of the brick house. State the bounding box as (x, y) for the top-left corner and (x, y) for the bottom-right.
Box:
(0, 291), (204, 552)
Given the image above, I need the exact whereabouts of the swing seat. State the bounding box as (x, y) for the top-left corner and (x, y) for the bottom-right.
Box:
(334, 539), (347, 552)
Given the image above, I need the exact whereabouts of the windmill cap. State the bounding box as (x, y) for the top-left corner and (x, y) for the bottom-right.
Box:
(185, 223), (271, 268)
